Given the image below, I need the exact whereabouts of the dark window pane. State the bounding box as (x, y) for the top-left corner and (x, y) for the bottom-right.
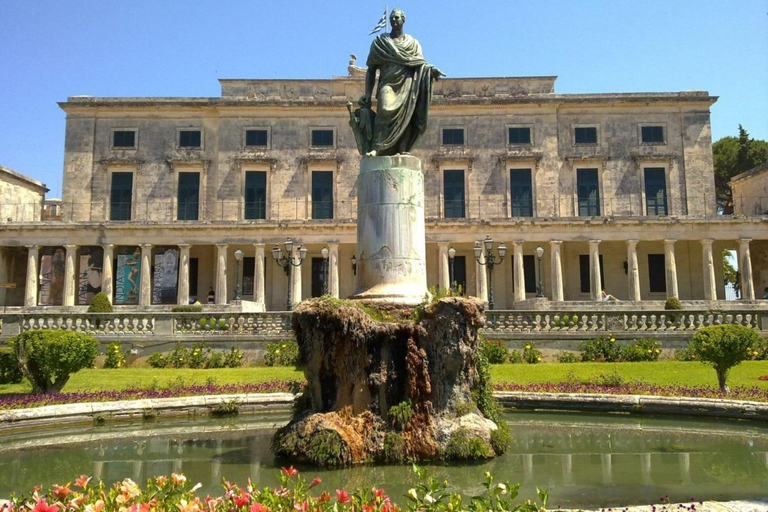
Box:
(242, 256), (255, 296)
(443, 169), (465, 218)
(442, 128), (464, 145)
(177, 172), (200, 220)
(245, 129), (268, 147)
(510, 169), (533, 217)
(189, 258), (198, 297)
(179, 130), (201, 148)
(641, 126), (665, 144)
(575, 127), (598, 144)
(508, 127), (531, 144)
(648, 254), (666, 293)
(245, 171), (267, 219)
(577, 168), (600, 216)
(110, 172), (133, 221)
(113, 130), (136, 148)
(312, 171), (334, 219)
(311, 129), (334, 146)
(510, 255), (537, 294)
(311, 257), (329, 297)
(450, 256), (467, 294)
(579, 254), (605, 294)
(644, 167), (668, 215)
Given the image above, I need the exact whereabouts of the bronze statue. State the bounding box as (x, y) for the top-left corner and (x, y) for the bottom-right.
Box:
(350, 8), (444, 157)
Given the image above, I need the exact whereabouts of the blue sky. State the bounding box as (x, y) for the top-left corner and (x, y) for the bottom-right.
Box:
(1, 0), (766, 198)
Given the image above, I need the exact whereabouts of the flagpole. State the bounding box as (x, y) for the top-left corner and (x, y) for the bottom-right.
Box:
(385, 5), (388, 32)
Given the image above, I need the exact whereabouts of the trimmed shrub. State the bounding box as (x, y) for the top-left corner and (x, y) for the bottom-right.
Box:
(579, 335), (621, 362)
(479, 339), (508, 364)
(688, 325), (762, 392)
(522, 341), (542, 364)
(103, 341), (126, 368)
(87, 292), (113, 313)
(621, 337), (662, 362)
(171, 304), (203, 312)
(507, 349), (523, 364)
(0, 347), (23, 384)
(557, 351), (579, 363)
(223, 346), (245, 368)
(264, 340), (299, 367)
(664, 297), (683, 310)
(8, 330), (99, 393)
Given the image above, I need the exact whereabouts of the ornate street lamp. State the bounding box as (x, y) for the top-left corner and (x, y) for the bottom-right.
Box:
(448, 246), (456, 292)
(535, 245), (545, 298)
(234, 249), (244, 301)
(473, 235), (506, 310)
(321, 246), (329, 296)
(271, 238), (307, 311)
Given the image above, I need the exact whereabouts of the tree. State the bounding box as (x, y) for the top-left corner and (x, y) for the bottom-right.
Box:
(713, 125), (768, 214)
(721, 249), (740, 298)
(688, 325), (762, 392)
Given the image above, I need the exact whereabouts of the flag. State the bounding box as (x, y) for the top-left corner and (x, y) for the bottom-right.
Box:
(369, 6), (387, 36)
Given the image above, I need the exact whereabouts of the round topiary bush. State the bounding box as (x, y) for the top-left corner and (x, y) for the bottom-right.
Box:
(688, 324), (762, 392)
(8, 330), (99, 393)
(664, 297), (683, 310)
(87, 292), (113, 313)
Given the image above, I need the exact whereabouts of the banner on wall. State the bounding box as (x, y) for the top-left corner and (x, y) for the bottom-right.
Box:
(115, 246), (141, 305)
(78, 247), (104, 305)
(39, 247), (65, 306)
(153, 247), (179, 304)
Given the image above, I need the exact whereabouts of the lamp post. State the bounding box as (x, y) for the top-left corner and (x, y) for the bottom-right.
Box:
(535, 245), (544, 298)
(448, 246), (456, 292)
(473, 235), (506, 310)
(271, 238), (307, 311)
(234, 249), (244, 301)
(321, 246), (329, 296)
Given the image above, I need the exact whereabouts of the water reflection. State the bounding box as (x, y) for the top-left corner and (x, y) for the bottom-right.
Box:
(1, 411), (767, 508)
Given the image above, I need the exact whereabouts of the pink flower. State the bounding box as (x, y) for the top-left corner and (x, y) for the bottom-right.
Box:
(293, 500), (309, 512)
(336, 490), (350, 504)
(31, 500), (59, 512)
(52, 485), (71, 500)
(171, 474), (187, 485)
(309, 478), (321, 489)
(281, 466), (299, 478)
(249, 504), (268, 512)
(75, 476), (92, 489)
(274, 488), (289, 499)
(83, 500), (104, 512)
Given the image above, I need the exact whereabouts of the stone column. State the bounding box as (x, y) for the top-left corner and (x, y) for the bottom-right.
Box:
(549, 240), (564, 301)
(102, 244), (114, 304)
(513, 241), (525, 303)
(215, 244), (228, 305)
(664, 239), (679, 299)
(63, 244), (77, 306)
(701, 239), (717, 300)
(589, 240), (602, 301)
(290, 245), (302, 308)
(177, 244), (191, 305)
(438, 242), (450, 290)
(641, 453), (652, 486)
(601, 453), (613, 485)
(328, 243), (339, 298)
(627, 240), (641, 302)
(24, 245), (39, 307)
(475, 248), (488, 303)
(253, 243), (266, 308)
(139, 244), (152, 306)
(739, 238), (755, 300)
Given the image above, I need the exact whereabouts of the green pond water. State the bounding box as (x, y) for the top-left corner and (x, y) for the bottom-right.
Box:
(1, 411), (767, 508)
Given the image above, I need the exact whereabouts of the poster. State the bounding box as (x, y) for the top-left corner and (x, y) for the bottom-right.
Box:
(39, 247), (65, 306)
(78, 247), (103, 305)
(115, 246), (141, 305)
(152, 247), (179, 304)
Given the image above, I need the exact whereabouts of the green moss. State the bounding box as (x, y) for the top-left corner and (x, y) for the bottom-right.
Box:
(472, 351), (501, 423)
(382, 431), (408, 463)
(445, 428), (491, 460)
(454, 399), (475, 417)
(489, 421), (513, 455)
(388, 399), (414, 430)
(305, 430), (351, 467)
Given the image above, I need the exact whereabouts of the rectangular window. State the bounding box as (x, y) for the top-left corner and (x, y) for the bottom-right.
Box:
(577, 168), (600, 216)
(112, 130), (136, 148)
(243, 256), (255, 296)
(442, 128), (465, 145)
(510, 169), (533, 217)
(179, 130), (202, 148)
(641, 126), (665, 144)
(245, 129), (268, 147)
(648, 254), (666, 293)
(443, 169), (465, 218)
(575, 127), (598, 144)
(451, 256), (467, 294)
(508, 127), (531, 145)
(189, 258), (199, 297)
(110, 172), (133, 221)
(579, 254), (604, 294)
(311, 257), (329, 298)
(244, 171), (267, 220)
(510, 255), (537, 294)
(177, 172), (200, 221)
(644, 167), (668, 215)
(311, 129), (334, 147)
(312, 171), (334, 219)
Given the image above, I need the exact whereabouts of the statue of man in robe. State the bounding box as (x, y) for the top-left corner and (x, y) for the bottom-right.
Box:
(356, 8), (444, 157)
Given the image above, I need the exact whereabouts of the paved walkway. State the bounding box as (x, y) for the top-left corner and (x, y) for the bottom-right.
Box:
(578, 499), (768, 512)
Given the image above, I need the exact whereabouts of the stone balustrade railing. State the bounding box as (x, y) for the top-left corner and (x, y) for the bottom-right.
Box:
(0, 308), (765, 344)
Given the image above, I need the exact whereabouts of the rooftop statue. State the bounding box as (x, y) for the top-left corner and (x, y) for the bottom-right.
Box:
(348, 8), (444, 156)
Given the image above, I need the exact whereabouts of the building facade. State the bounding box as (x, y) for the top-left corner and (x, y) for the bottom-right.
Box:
(1, 69), (767, 311)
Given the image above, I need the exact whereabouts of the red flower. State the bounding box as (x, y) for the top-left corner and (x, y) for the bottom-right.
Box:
(335, 490), (350, 504)
(309, 478), (321, 489)
(293, 500), (309, 512)
(759, 375), (768, 381)
(316, 493), (331, 503)
(281, 466), (299, 478)
(75, 476), (92, 489)
(249, 503), (268, 512)
(52, 485), (71, 500)
(374, 488), (385, 499)
(233, 494), (251, 508)
(31, 500), (59, 512)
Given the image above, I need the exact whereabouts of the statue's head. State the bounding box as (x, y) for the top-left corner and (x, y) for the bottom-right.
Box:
(390, 8), (405, 27)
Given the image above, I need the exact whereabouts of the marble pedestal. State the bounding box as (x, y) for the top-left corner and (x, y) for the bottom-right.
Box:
(351, 155), (427, 305)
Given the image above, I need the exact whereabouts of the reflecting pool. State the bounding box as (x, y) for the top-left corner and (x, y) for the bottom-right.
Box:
(1, 411), (767, 508)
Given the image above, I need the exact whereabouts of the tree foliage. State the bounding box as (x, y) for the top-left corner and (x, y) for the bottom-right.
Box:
(713, 125), (768, 214)
(688, 325), (762, 393)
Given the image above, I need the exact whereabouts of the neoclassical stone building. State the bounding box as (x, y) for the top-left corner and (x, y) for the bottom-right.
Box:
(2, 68), (767, 311)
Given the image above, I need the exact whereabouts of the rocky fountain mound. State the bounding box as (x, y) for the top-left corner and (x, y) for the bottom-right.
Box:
(272, 295), (510, 466)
